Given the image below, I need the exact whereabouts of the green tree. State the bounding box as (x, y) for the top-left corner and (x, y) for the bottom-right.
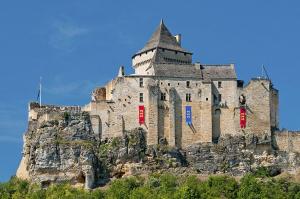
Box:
(106, 177), (142, 199)
(174, 176), (202, 199)
(200, 175), (238, 199)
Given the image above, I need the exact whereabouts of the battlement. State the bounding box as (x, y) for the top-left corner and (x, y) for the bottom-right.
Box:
(28, 102), (82, 122)
(273, 130), (300, 152)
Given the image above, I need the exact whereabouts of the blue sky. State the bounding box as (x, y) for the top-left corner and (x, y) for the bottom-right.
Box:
(0, 0), (300, 181)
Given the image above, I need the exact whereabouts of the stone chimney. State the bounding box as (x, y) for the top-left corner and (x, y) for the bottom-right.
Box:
(118, 66), (125, 77)
(174, 34), (181, 46)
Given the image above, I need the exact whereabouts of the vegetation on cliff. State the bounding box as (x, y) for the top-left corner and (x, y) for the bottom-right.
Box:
(1, 172), (300, 199)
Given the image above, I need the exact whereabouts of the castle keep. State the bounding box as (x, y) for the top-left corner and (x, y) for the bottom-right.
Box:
(80, 20), (279, 148)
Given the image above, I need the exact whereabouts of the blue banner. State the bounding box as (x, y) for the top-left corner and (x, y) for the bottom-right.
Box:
(186, 106), (192, 124)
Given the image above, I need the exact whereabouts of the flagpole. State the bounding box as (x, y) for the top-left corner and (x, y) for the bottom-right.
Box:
(39, 77), (42, 107)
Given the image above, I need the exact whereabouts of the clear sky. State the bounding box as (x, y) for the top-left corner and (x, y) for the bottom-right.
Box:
(0, 0), (300, 182)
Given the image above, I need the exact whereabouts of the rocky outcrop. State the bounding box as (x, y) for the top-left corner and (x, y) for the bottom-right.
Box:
(17, 110), (99, 189)
(17, 106), (300, 188)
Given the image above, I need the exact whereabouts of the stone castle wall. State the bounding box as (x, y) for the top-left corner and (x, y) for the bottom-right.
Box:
(84, 76), (280, 148)
(274, 131), (300, 152)
(29, 78), (280, 150)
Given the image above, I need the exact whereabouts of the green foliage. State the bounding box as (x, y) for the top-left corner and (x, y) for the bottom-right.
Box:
(200, 175), (238, 199)
(1, 173), (300, 199)
(106, 176), (143, 199)
(0, 176), (29, 199)
(174, 176), (201, 199)
(63, 112), (70, 121)
(238, 174), (263, 199)
(252, 166), (272, 177)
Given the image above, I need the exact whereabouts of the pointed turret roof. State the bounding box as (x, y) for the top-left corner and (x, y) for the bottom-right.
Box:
(133, 20), (192, 57)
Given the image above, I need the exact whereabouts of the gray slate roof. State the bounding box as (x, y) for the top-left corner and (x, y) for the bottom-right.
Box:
(152, 63), (236, 80)
(135, 20), (191, 56)
(153, 63), (202, 78)
(202, 65), (237, 80)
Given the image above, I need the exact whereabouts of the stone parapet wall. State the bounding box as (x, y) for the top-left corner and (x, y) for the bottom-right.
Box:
(274, 131), (300, 153)
(28, 102), (82, 122)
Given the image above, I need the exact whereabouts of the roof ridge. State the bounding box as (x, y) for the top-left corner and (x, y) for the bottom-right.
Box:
(133, 20), (192, 57)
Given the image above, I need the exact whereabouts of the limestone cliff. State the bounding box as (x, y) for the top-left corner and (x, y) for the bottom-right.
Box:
(17, 109), (99, 189)
(16, 104), (300, 189)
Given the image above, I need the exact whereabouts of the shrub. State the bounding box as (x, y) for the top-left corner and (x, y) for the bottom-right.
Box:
(200, 175), (238, 199)
(174, 176), (201, 199)
(106, 177), (143, 199)
(238, 174), (262, 199)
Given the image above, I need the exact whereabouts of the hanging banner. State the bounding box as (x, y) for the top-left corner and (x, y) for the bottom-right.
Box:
(139, 105), (145, 124)
(240, 107), (246, 128)
(186, 106), (192, 125)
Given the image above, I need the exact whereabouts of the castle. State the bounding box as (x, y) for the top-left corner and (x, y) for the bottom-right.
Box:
(27, 20), (281, 148)
(18, 20), (300, 188)
(79, 20), (279, 148)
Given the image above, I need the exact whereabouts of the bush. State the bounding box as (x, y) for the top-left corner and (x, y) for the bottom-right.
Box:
(200, 175), (238, 199)
(174, 176), (201, 199)
(106, 176), (143, 199)
(1, 173), (300, 199)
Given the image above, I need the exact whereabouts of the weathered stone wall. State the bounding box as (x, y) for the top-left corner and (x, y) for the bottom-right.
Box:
(87, 76), (214, 148)
(212, 80), (238, 138)
(84, 75), (279, 148)
(270, 88), (279, 129)
(274, 131), (300, 153)
(132, 49), (156, 75)
(234, 79), (272, 136)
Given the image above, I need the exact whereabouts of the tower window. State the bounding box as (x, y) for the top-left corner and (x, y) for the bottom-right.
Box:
(139, 93), (144, 102)
(218, 94), (222, 102)
(186, 93), (191, 102)
(218, 81), (222, 88)
(161, 92), (166, 101)
(139, 78), (143, 87)
(186, 81), (190, 88)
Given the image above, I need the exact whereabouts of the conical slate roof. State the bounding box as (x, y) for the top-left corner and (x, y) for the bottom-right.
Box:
(134, 20), (192, 56)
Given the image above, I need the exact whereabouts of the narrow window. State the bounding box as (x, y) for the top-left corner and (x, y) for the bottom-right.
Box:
(186, 93), (191, 102)
(206, 98), (208, 101)
(139, 78), (143, 87)
(218, 94), (222, 102)
(213, 95), (217, 103)
(168, 83), (170, 86)
(218, 81), (222, 88)
(161, 93), (166, 101)
(139, 93), (144, 102)
(186, 81), (190, 88)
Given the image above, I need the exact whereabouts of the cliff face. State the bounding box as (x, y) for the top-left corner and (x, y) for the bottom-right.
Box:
(16, 105), (300, 189)
(17, 110), (99, 189)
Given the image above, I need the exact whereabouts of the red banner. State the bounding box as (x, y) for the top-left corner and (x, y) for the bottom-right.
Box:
(240, 108), (246, 128)
(139, 106), (145, 124)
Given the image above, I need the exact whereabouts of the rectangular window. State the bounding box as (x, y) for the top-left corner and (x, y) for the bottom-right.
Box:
(139, 93), (144, 102)
(139, 78), (143, 87)
(186, 93), (191, 102)
(186, 81), (190, 88)
(161, 92), (166, 101)
(218, 81), (222, 88)
(218, 94), (222, 102)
